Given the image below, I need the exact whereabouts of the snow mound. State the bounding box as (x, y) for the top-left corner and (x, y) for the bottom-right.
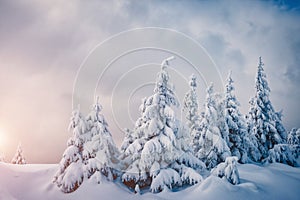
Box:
(211, 156), (239, 185)
(0, 162), (300, 200)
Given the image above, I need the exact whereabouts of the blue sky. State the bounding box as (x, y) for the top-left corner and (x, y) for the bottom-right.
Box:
(0, 0), (299, 163)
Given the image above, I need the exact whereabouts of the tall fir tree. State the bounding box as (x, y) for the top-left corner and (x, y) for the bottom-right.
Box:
(121, 57), (204, 193)
(247, 57), (287, 160)
(196, 83), (231, 169)
(11, 143), (26, 165)
(183, 74), (201, 155)
(53, 106), (88, 193)
(224, 71), (252, 163)
(84, 97), (120, 183)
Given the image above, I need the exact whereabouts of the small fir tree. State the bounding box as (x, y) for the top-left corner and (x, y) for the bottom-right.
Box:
(211, 156), (240, 185)
(11, 143), (26, 165)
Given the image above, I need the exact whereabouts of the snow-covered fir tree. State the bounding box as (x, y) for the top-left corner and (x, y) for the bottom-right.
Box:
(84, 97), (120, 183)
(224, 71), (252, 163)
(275, 111), (287, 142)
(119, 126), (141, 170)
(183, 74), (200, 134)
(245, 118), (262, 162)
(183, 74), (201, 154)
(247, 57), (287, 160)
(287, 128), (300, 145)
(296, 129), (300, 144)
(266, 144), (298, 167)
(11, 143), (26, 165)
(196, 83), (231, 169)
(53, 106), (88, 193)
(265, 127), (300, 166)
(215, 92), (230, 151)
(211, 156), (240, 185)
(121, 56), (204, 193)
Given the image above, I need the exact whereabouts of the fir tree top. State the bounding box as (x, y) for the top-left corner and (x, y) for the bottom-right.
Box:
(225, 71), (234, 98)
(154, 56), (178, 107)
(255, 56), (271, 100)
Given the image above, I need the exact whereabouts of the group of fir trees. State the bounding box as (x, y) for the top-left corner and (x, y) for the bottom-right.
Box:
(53, 99), (119, 193)
(185, 57), (298, 169)
(54, 56), (299, 193)
(184, 72), (251, 169)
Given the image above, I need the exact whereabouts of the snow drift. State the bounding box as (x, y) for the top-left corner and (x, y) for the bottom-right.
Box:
(0, 162), (299, 200)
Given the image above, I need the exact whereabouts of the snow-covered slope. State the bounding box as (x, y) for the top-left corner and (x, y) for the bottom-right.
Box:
(0, 162), (299, 200)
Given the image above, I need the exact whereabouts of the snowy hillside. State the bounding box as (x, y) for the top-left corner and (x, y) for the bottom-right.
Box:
(0, 162), (299, 200)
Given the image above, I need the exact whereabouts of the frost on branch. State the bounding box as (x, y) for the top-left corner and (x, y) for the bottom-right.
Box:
(211, 156), (240, 185)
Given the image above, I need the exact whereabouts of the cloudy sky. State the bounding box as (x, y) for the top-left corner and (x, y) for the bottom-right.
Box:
(0, 0), (299, 163)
